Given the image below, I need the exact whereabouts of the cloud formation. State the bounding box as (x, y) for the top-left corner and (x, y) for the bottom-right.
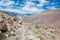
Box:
(0, 0), (15, 6)
(0, 0), (59, 15)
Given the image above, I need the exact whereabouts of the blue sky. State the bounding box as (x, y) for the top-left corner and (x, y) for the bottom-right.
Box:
(0, 0), (60, 14)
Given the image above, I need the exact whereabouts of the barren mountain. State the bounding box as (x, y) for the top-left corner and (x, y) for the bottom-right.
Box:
(23, 9), (60, 25)
(23, 8), (60, 35)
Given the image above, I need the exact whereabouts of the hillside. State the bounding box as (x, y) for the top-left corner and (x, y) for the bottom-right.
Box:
(23, 9), (60, 25)
(0, 11), (41, 40)
(0, 10), (60, 40)
(23, 8), (60, 35)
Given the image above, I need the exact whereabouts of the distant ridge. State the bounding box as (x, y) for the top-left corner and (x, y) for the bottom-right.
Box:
(0, 10), (18, 16)
(0, 10), (32, 16)
(23, 8), (60, 25)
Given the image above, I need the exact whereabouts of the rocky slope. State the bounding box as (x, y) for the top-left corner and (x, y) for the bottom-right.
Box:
(0, 11), (40, 40)
(0, 10), (60, 40)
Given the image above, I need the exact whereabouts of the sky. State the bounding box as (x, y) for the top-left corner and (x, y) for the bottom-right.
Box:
(0, 0), (60, 14)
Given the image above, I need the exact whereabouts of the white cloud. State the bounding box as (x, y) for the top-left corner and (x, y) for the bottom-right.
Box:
(40, 0), (46, 4)
(36, 3), (44, 7)
(0, 8), (26, 14)
(50, 7), (57, 9)
(0, 7), (37, 14)
(0, 0), (44, 15)
(22, 5), (39, 12)
(0, 3), (44, 15)
(0, 0), (15, 6)
(36, 0), (49, 7)
(47, 6), (57, 9)
(22, 1), (41, 13)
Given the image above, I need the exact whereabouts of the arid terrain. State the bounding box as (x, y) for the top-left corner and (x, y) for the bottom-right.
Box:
(23, 9), (60, 24)
(0, 9), (60, 40)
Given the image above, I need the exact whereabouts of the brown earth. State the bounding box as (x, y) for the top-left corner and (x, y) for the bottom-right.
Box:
(23, 8), (60, 35)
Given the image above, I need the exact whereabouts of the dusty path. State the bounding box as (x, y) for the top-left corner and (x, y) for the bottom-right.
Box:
(20, 25), (40, 40)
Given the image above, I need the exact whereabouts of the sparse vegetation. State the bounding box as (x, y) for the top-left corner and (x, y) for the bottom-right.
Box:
(0, 10), (60, 40)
